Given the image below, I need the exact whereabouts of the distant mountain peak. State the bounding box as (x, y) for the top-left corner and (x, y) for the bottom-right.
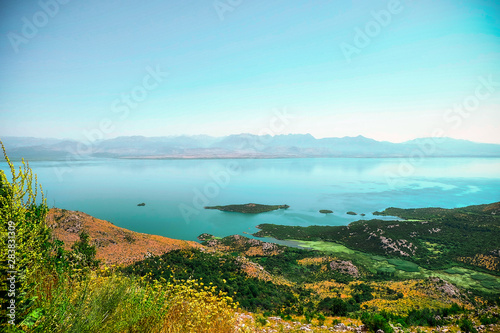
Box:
(2, 134), (499, 160)
(340, 135), (376, 142)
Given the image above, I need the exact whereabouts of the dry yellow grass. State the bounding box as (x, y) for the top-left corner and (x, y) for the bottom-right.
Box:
(46, 208), (202, 266)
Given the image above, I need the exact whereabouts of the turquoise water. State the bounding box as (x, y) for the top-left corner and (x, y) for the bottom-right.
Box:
(1, 157), (500, 241)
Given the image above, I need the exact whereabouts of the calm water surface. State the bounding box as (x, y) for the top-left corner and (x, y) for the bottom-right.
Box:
(2, 158), (499, 241)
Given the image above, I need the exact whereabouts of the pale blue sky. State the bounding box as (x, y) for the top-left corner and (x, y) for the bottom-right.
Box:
(0, 0), (499, 143)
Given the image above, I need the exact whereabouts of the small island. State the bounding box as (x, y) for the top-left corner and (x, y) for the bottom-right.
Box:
(319, 209), (333, 214)
(346, 211), (357, 215)
(137, 203), (146, 206)
(204, 203), (289, 214)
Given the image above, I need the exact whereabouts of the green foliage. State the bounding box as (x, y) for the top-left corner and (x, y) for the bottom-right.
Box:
(25, 271), (238, 333)
(317, 297), (359, 316)
(316, 312), (325, 325)
(254, 202), (500, 275)
(375, 303), (465, 328)
(1, 142), (51, 325)
(252, 247), (355, 284)
(69, 231), (99, 269)
(352, 283), (374, 303)
(361, 312), (393, 333)
(205, 203), (289, 214)
(480, 313), (500, 325)
(255, 315), (268, 326)
(459, 317), (478, 333)
(121, 249), (302, 313)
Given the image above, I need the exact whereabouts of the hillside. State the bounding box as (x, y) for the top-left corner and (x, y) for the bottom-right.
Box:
(44, 206), (500, 332)
(123, 231), (500, 332)
(46, 208), (201, 266)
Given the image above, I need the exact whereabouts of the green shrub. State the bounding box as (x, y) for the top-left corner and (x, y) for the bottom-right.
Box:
(317, 297), (351, 316)
(361, 312), (394, 333)
(459, 317), (478, 333)
(256, 315), (268, 326)
(480, 314), (500, 325)
(70, 230), (99, 269)
(316, 313), (326, 325)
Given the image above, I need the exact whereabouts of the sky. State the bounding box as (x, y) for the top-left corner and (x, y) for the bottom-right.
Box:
(0, 0), (499, 143)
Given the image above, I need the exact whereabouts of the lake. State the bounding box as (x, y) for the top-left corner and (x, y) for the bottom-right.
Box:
(1, 157), (500, 241)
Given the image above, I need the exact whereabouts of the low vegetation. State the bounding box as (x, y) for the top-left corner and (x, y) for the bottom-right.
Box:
(254, 203), (500, 275)
(205, 203), (289, 214)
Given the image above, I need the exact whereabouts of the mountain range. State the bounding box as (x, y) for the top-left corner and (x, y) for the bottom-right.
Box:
(1, 134), (500, 160)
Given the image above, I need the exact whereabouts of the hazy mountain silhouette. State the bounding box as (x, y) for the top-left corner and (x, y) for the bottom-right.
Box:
(1, 134), (499, 160)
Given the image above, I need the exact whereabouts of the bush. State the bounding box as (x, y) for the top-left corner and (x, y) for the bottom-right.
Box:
(317, 297), (349, 316)
(480, 314), (499, 325)
(316, 313), (326, 326)
(459, 317), (478, 333)
(256, 315), (268, 326)
(361, 312), (394, 333)
(70, 230), (99, 268)
(352, 283), (374, 303)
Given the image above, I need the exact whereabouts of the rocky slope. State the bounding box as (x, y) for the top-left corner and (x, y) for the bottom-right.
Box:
(46, 208), (201, 266)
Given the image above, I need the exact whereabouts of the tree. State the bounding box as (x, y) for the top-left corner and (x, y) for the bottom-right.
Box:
(317, 297), (349, 316)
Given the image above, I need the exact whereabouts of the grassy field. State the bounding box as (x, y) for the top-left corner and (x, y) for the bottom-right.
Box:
(283, 239), (500, 293)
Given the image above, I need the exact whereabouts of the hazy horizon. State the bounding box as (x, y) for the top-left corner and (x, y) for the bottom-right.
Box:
(2, 132), (500, 145)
